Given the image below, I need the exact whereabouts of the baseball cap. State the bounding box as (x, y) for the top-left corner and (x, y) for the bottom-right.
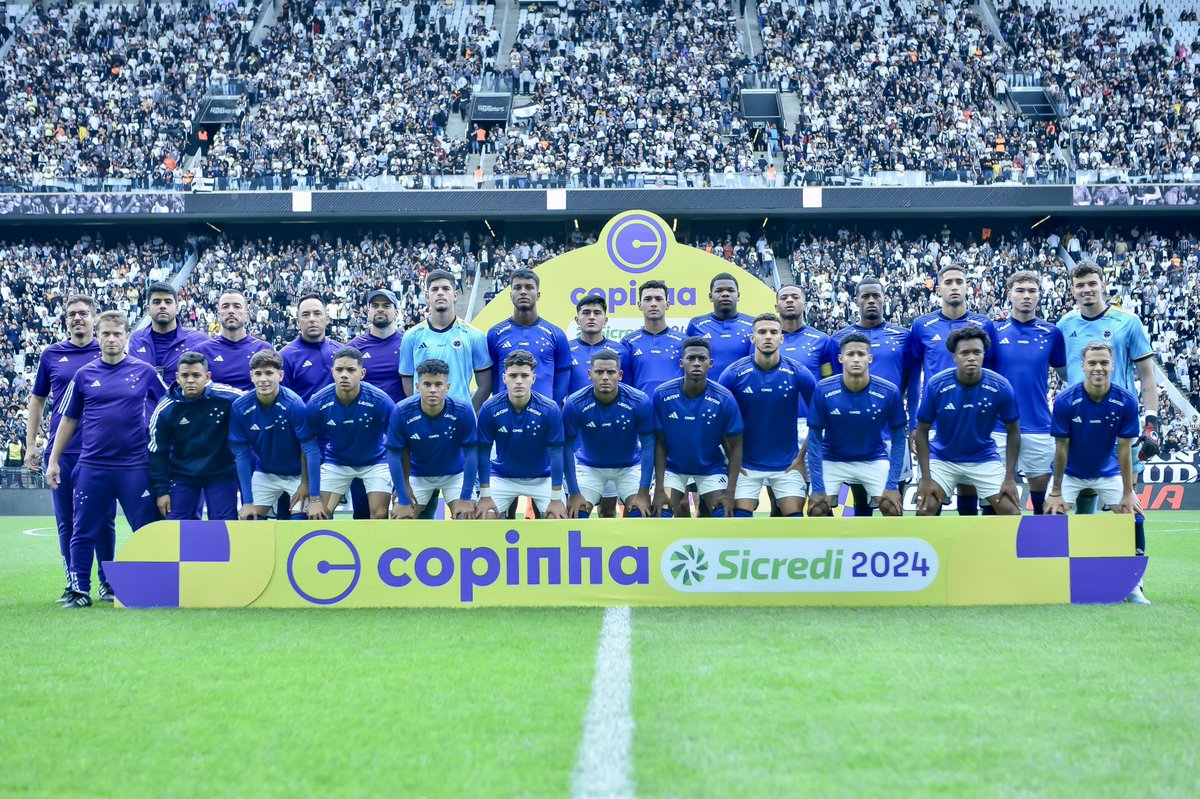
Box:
(366, 289), (399, 307)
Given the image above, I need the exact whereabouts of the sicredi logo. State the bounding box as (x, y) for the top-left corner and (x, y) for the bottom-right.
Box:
(661, 538), (939, 593)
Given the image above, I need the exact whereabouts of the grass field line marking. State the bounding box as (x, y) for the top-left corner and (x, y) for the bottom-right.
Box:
(571, 606), (635, 799)
(20, 527), (56, 537)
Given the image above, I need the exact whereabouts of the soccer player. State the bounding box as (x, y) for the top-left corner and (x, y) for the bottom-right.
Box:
(718, 313), (816, 517)
(1045, 342), (1148, 603)
(229, 350), (322, 521)
(282, 294), (344, 401)
(566, 294), (621, 395)
(806, 333), (908, 517)
(25, 294), (107, 602)
(46, 311), (168, 608)
(620, 280), (687, 395)
(400, 269), (492, 410)
(192, 290), (273, 391)
(475, 350), (568, 519)
(652, 338), (744, 518)
(306, 347), (396, 519)
(148, 352), (243, 520)
(349, 288), (406, 403)
(128, 281), (209, 385)
(486, 268), (571, 402)
(907, 265), (999, 516)
(386, 358), (478, 520)
(1057, 261), (1160, 466)
(913, 327), (1021, 516)
(829, 277), (918, 514)
(776, 284), (833, 383)
(562, 349), (654, 518)
(991, 271), (1066, 514)
(686, 272), (755, 382)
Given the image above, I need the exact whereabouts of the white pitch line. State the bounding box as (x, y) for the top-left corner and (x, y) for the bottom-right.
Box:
(20, 527), (56, 537)
(571, 606), (635, 799)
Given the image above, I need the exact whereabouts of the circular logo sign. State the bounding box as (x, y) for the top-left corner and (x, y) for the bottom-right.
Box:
(606, 214), (668, 274)
(287, 530), (362, 605)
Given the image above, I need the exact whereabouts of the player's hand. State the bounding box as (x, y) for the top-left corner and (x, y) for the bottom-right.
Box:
(391, 501), (415, 520)
(1043, 493), (1069, 515)
(1000, 478), (1020, 509)
(24, 447), (41, 472)
(306, 498), (330, 520)
(544, 499), (568, 519)
(807, 491), (832, 517)
(878, 489), (903, 516)
(157, 495), (171, 517)
(625, 490), (652, 518)
(651, 488), (670, 517)
(450, 499), (476, 520)
(45, 461), (61, 490)
(474, 497), (499, 519)
(1115, 490), (1144, 516)
(567, 493), (592, 518)
(289, 485), (309, 513)
(1139, 418), (1161, 460)
(238, 503), (259, 521)
(718, 492), (735, 519)
(915, 477), (943, 512)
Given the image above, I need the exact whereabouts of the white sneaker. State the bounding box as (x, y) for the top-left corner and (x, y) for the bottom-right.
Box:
(1124, 584), (1152, 605)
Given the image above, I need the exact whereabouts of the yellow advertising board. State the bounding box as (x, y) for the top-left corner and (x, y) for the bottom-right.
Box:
(102, 516), (1146, 608)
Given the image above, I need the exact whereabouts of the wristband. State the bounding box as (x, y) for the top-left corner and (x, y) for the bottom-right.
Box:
(479, 488), (491, 498)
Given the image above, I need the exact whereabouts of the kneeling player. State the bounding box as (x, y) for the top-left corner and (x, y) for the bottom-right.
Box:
(386, 359), (478, 520)
(806, 333), (907, 516)
(562, 349), (654, 518)
(307, 347), (396, 519)
(652, 338), (744, 518)
(914, 328), (1022, 516)
(475, 350), (568, 519)
(719, 313), (815, 517)
(1044, 341), (1148, 603)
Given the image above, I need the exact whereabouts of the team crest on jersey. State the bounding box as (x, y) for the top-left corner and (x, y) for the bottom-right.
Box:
(453, 339), (463, 348)
(1103, 330), (1113, 338)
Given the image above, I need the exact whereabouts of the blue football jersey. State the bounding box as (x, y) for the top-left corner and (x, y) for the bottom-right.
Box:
(917, 368), (1018, 463)
(718, 356), (816, 471)
(685, 313), (756, 382)
(991, 316), (1066, 434)
(385, 394), (477, 477)
(562, 384), (654, 469)
(306, 382), (395, 467)
(807, 375), (907, 462)
(652, 378), (744, 476)
(487, 318), (572, 402)
(477, 391), (565, 479)
(1057, 305), (1153, 395)
(566, 336), (623, 396)
(907, 311), (999, 383)
(1050, 382), (1140, 479)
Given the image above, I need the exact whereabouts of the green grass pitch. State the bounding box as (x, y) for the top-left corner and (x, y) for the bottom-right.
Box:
(1, 514), (1197, 798)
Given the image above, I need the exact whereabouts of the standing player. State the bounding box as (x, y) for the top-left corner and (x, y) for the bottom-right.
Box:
(192, 290), (273, 391)
(400, 269), (492, 411)
(829, 277), (918, 514)
(991, 271), (1066, 514)
(913, 328), (1021, 516)
(282, 294), (344, 401)
(229, 351), (322, 521)
(349, 289), (406, 403)
(128, 281), (209, 385)
(776, 284), (833, 382)
(475, 350), (568, 519)
(46, 312), (168, 608)
(306, 347), (396, 519)
(566, 295), (622, 395)
(562, 349), (655, 518)
(806, 333), (908, 517)
(24, 294), (106, 602)
(652, 338), (744, 518)
(386, 359), (478, 520)
(1057, 261), (1160, 527)
(148, 352), (242, 520)
(486, 269), (571, 403)
(718, 314), (816, 517)
(906, 265), (999, 516)
(620, 280), (687, 395)
(1045, 342), (1148, 603)
(686, 273), (755, 382)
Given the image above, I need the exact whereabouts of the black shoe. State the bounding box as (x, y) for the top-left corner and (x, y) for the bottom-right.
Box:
(61, 592), (93, 609)
(56, 587), (73, 604)
(98, 582), (115, 603)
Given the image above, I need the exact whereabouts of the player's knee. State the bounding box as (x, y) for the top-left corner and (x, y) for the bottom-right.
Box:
(732, 508), (753, 518)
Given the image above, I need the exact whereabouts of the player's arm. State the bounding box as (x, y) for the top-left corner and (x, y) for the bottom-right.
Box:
(721, 433), (742, 518)
(913, 420), (941, 502)
(1115, 436), (1143, 515)
(1044, 437), (1071, 515)
(544, 445), (567, 519)
(473, 413), (498, 519)
(805, 424), (831, 516)
(563, 436), (587, 518)
(1135, 356), (1161, 456)
(24, 393), (47, 470)
(401, 375), (414, 398)
(44, 417), (77, 490)
(303, 401), (330, 519)
(229, 415), (257, 518)
(1000, 418), (1021, 507)
(652, 431), (669, 516)
(471, 368), (492, 412)
(147, 399), (174, 516)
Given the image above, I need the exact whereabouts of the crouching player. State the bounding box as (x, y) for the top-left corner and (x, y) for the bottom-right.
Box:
(652, 338), (743, 518)
(806, 333), (908, 516)
(1044, 341), (1149, 603)
(386, 359), (478, 520)
(229, 351), (322, 520)
(913, 328), (1022, 515)
(475, 350), (568, 519)
(562, 349), (654, 518)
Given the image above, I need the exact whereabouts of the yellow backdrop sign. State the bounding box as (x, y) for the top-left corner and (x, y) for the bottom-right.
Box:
(471, 210), (781, 339)
(102, 516), (1146, 608)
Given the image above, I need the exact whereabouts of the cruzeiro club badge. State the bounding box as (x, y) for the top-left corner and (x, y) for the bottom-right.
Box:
(667, 544), (709, 586)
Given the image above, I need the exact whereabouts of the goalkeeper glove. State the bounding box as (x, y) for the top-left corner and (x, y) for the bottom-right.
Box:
(1138, 414), (1161, 461)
